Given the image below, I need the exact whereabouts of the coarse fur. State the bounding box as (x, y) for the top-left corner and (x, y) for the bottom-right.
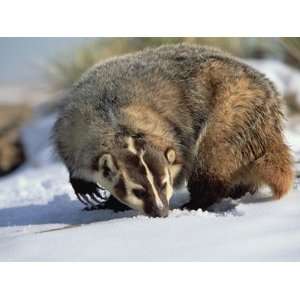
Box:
(53, 43), (294, 216)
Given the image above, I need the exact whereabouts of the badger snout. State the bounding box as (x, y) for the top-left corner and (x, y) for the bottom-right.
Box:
(147, 204), (169, 218)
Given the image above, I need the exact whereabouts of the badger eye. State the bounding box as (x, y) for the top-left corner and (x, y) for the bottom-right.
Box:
(133, 188), (148, 199)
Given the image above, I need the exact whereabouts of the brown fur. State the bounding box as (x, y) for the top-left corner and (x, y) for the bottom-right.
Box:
(184, 57), (294, 209)
(53, 44), (294, 212)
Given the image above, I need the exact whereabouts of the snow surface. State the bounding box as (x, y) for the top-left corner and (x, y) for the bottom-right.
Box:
(1, 61), (300, 261)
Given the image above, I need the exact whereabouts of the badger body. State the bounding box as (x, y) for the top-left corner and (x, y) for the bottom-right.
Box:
(54, 44), (294, 216)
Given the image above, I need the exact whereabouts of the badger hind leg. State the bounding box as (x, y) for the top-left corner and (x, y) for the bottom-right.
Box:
(250, 143), (294, 199)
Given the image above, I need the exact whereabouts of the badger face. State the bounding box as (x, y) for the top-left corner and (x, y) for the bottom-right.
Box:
(95, 139), (181, 217)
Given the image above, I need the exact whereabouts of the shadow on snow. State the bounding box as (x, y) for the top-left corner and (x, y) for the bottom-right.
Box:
(0, 194), (137, 227)
(0, 190), (270, 228)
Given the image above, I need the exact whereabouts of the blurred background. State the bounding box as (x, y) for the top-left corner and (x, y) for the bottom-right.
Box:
(1, 37), (300, 177)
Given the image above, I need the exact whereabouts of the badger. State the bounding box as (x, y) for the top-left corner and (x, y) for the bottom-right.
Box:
(53, 44), (294, 217)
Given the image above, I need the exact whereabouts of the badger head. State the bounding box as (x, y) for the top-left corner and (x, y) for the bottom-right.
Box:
(67, 135), (182, 217)
(54, 103), (183, 217)
(92, 135), (183, 217)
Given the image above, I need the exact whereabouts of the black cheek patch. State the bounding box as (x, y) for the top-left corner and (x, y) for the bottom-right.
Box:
(143, 202), (152, 216)
(124, 154), (140, 169)
(114, 177), (127, 200)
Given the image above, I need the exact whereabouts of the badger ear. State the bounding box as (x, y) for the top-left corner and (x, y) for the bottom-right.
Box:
(99, 153), (118, 179)
(165, 148), (176, 164)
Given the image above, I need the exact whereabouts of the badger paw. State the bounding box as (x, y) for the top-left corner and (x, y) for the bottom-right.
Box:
(70, 177), (109, 209)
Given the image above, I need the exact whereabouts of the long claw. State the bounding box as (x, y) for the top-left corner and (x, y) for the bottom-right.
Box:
(94, 189), (108, 200)
(76, 193), (89, 206)
(77, 193), (98, 210)
(82, 194), (96, 207)
(70, 177), (111, 208)
(90, 193), (103, 205)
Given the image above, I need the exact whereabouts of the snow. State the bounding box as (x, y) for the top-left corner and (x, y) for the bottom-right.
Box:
(21, 113), (57, 166)
(1, 162), (300, 261)
(1, 61), (300, 261)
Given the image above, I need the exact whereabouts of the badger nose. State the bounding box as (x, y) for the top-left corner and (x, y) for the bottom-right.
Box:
(149, 206), (169, 218)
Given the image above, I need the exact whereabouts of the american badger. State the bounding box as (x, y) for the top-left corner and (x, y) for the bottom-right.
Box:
(53, 44), (294, 217)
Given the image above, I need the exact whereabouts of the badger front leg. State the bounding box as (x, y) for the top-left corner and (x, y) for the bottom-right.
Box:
(184, 173), (228, 211)
(70, 177), (131, 212)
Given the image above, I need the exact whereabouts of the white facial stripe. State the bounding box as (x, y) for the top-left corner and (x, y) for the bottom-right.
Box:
(126, 137), (138, 154)
(164, 167), (173, 200)
(139, 152), (164, 210)
(169, 164), (182, 181)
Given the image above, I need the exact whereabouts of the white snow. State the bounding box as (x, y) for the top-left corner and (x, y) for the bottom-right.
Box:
(1, 60), (300, 261)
